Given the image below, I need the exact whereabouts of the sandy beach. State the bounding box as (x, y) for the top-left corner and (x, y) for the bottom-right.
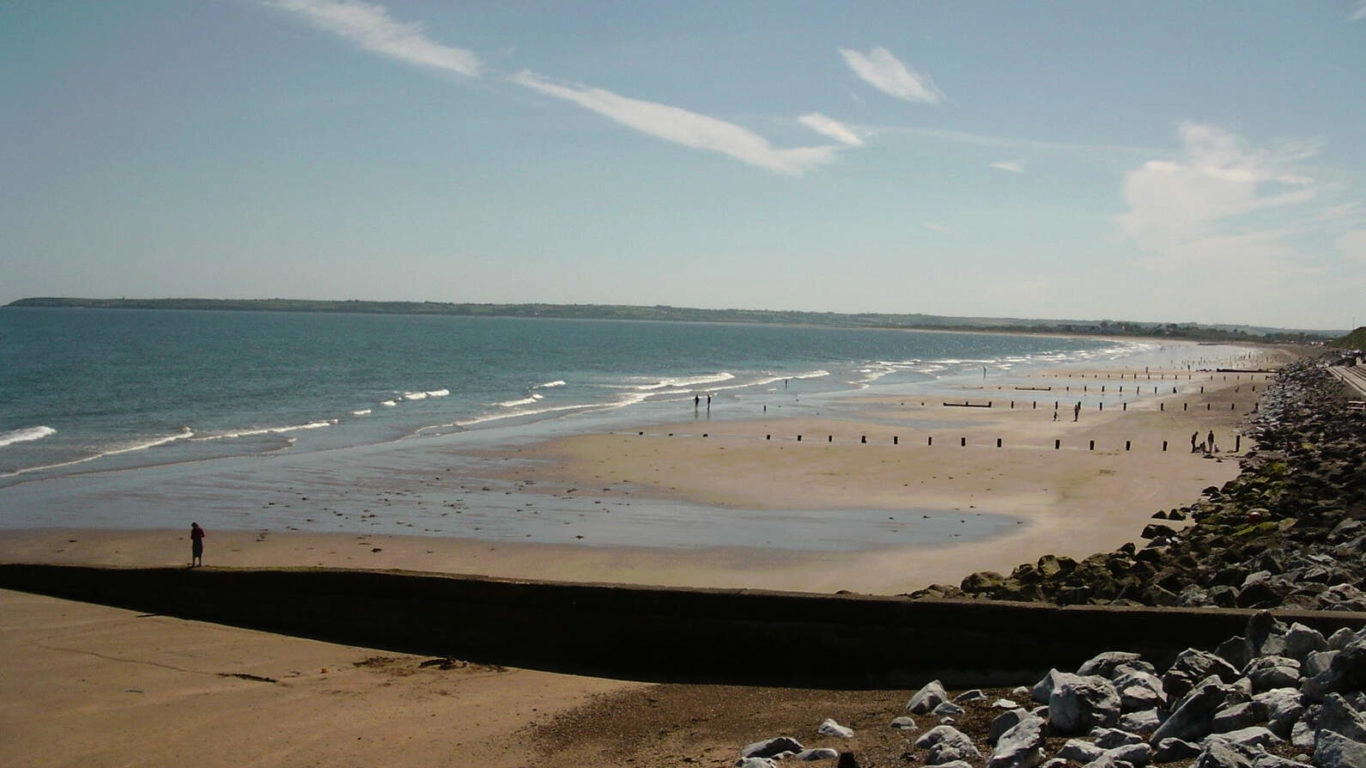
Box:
(0, 353), (1284, 767)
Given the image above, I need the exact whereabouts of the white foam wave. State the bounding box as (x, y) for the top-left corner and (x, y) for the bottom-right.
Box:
(0, 427), (194, 479)
(767, 369), (831, 384)
(534, 380), (566, 389)
(0, 426), (56, 449)
(352, 409), (372, 416)
(496, 394), (544, 408)
(380, 400), (398, 407)
(426, 389), (450, 398)
(457, 388), (660, 428)
(194, 420), (337, 442)
(615, 372), (736, 391)
(403, 391), (429, 401)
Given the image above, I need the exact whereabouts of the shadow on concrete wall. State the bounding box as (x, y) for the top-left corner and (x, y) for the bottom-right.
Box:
(2, 564), (1362, 688)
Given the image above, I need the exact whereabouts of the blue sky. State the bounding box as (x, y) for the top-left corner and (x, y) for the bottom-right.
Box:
(2, 1), (1363, 330)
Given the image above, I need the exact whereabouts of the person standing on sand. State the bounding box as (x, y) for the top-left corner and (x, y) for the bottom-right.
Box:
(1073, 402), (1081, 422)
(190, 522), (205, 567)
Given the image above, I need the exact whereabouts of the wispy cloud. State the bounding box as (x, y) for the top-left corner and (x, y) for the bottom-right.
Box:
(798, 113), (863, 147)
(923, 222), (952, 233)
(1110, 120), (1366, 323)
(272, 1), (844, 176)
(271, 0), (481, 77)
(839, 47), (943, 104)
(991, 161), (1024, 174)
(1118, 123), (1322, 274)
(1340, 230), (1366, 263)
(511, 71), (840, 176)
(1351, 1), (1366, 21)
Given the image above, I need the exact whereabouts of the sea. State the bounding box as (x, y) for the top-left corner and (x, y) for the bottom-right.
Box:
(0, 307), (1258, 551)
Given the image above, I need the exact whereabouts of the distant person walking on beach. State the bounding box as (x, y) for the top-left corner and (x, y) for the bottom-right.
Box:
(1207, 430), (1216, 453)
(1191, 432), (1200, 452)
(1073, 402), (1081, 422)
(190, 522), (205, 567)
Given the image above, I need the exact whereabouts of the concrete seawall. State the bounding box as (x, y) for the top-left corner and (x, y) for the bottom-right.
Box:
(3, 564), (1362, 687)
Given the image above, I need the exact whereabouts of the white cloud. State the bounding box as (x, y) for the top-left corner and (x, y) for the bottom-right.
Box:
(1117, 123), (1322, 272)
(799, 113), (863, 147)
(923, 222), (951, 233)
(1352, 1), (1366, 20)
(991, 161), (1024, 174)
(1339, 230), (1366, 263)
(1317, 202), (1363, 222)
(839, 47), (943, 104)
(271, 0), (481, 77)
(510, 71), (840, 176)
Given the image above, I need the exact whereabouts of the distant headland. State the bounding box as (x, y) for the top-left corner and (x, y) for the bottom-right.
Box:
(5, 297), (1347, 344)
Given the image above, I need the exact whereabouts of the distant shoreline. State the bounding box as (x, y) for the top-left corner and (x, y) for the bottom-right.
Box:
(4, 296), (1336, 341)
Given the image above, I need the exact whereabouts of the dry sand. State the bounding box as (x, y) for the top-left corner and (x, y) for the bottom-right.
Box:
(0, 361), (1279, 767)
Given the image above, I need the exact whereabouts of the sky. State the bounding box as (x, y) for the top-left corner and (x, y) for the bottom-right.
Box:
(2, 2), (1364, 331)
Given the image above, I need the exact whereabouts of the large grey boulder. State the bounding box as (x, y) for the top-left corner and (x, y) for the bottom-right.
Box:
(1030, 669), (1066, 705)
(1246, 656), (1302, 693)
(1206, 726), (1280, 751)
(1103, 742), (1152, 765)
(1049, 674), (1121, 734)
(793, 748), (840, 761)
(908, 680), (950, 714)
(1211, 701), (1269, 733)
(1114, 665), (1167, 712)
(1150, 677), (1243, 745)
(1305, 650), (1338, 678)
(1303, 646), (1366, 702)
(818, 719), (854, 739)
(933, 701), (966, 717)
(988, 709), (1029, 747)
(1057, 739), (1103, 763)
(1152, 737), (1201, 763)
(1086, 754), (1136, 768)
(1329, 628), (1360, 651)
(915, 725), (982, 766)
(1120, 709), (1162, 735)
(1312, 693), (1366, 742)
(1316, 730), (1366, 768)
(1094, 728), (1144, 749)
(1166, 649), (1242, 701)
(742, 736), (804, 759)
(1078, 652), (1147, 679)
(736, 758), (778, 768)
(1253, 688), (1305, 738)
(985, 714), (1045, 768)
(1284, 623), (1329, 662)
(1193, 739), (1255, 768)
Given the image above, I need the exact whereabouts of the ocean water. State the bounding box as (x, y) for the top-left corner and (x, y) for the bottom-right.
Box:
(0, 308), (1252, 550)
(0, 308), (1144, 481)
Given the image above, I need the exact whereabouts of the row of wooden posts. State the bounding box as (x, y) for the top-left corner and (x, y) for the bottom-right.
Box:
(643, 431), (1243, 453)
(937, 400), (1255, 412)
(1059, 372), (1272, 381)
(1005, 384), (1256, 394)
